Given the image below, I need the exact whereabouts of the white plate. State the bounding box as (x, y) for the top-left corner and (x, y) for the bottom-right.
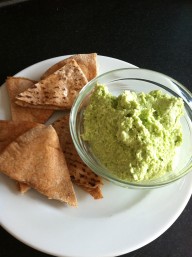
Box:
(0, 55), (192, 257)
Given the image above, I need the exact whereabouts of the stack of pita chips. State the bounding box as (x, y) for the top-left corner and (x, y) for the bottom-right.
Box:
(6, 77), (54, 122)
(41, 53), (98, 81)
(15, 59), (88, 109)
(0, 53), (103, 206)
(0, 121), (77, 206)
(6, 77), (54, 193)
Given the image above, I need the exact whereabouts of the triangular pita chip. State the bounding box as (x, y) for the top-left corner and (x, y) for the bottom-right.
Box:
(52, 114), (103, 199)
(15, 59), (88, 110)
(0, 125), (77, 206)
(41, 53), (98, 81)
(6, 77), (54, 122)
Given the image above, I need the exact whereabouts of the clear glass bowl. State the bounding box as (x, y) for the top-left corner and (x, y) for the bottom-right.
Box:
(70, 68), (192, 188)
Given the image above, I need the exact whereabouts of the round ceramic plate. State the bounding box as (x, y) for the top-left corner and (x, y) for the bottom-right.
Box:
(0, 55), (192, 257)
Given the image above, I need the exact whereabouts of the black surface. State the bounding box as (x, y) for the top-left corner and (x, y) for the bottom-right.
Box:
(0, 0), (192, 256)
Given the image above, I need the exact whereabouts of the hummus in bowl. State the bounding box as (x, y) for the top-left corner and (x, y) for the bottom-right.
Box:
(70, 68), (192, 188)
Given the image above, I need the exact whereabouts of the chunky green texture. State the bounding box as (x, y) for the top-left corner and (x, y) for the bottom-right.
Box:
(82, 84), (183, 182)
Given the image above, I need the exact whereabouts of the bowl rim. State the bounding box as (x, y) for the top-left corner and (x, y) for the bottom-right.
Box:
(70, 68), (192, 188)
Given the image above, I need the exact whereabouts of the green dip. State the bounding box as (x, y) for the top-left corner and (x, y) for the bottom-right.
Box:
(82, 84), (184, 182)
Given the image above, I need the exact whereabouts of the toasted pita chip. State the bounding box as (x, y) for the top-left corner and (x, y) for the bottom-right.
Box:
(0, 125), (77, 206)
(41, 53), (98, 81)
(0, 120), (42, 153)
(15, 59), (88, 110)
(6, 77), (54, 122)
(52, 114), (103, 199)
(80, 186), (103, 200)
(0, 120), (44, 193)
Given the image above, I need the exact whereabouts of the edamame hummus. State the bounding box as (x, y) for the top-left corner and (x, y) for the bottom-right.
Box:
(82, 84), (184, 182)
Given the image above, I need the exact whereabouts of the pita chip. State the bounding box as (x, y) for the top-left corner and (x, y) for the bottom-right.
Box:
(0, 125), (77, 206)
(6, 77), (54, 122)
(0, 120), (44, 193)
(52, 114), (103, 199)
(0, 120), (42, 153)
(41, 53), (98, 81)
(15, 59), (88, 110)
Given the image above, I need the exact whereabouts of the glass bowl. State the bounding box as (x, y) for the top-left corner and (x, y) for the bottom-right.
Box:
(70, 68), (192, 188)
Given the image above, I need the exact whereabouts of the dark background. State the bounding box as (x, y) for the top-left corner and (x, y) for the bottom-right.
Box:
(0, 0), (192, 256)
